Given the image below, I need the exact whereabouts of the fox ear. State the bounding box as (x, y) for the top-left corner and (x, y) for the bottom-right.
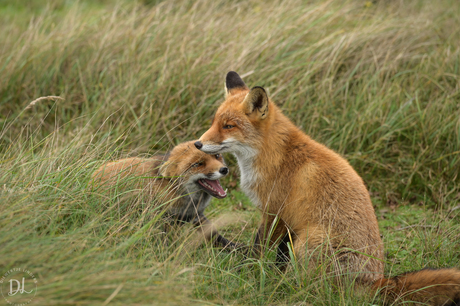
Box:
(242, 86), (269, 119)
(225, 71), (248, 97)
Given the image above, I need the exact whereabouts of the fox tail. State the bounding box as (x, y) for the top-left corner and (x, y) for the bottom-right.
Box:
(372, 268), (460, 305)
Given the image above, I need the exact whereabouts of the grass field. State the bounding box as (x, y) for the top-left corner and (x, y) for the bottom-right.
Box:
(1, 0), (460, 305)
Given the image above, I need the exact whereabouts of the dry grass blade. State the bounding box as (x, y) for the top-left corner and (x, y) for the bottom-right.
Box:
(24, 96), (64, 110)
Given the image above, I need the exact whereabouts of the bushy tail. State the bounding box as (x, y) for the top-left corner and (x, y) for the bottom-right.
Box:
(372, 268), (460, 305)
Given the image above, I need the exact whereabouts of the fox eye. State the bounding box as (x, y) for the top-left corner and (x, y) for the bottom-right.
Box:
(223, 124), (234, 130)
(192, 162), (204, 168)
(215, 154), (221, 159)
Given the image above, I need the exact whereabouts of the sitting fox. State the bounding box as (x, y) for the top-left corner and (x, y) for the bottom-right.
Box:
(92, 141), (236, 248)
(195, 71), (460, 305)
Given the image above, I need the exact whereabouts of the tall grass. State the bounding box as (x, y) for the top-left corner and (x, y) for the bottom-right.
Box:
(1, 0), (459, 304)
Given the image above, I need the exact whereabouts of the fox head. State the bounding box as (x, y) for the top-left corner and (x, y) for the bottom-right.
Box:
(160, 141), (229, 199)
(195, 71), (278, 158)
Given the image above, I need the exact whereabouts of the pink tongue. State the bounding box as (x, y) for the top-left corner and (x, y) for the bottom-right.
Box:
(203, 179), (226, 196)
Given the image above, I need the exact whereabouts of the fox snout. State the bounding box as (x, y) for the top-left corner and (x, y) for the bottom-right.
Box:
(194, 140), (228, 154)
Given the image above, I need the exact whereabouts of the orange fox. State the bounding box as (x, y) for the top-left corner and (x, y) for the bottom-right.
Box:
(92, 140), (236, 248)
(195, 71), (460, 304)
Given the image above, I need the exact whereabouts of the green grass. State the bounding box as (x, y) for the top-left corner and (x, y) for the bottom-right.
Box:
(1, 0), (459, 304)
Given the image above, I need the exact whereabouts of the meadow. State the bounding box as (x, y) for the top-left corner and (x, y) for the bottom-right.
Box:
(0, 0), (459, 304)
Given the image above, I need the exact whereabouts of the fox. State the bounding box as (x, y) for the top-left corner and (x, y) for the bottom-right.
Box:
(92, 140), (237, 249)
(194, 71), (460, 305)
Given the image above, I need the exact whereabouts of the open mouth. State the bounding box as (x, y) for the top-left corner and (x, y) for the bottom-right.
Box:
(197, 179), (227, 199)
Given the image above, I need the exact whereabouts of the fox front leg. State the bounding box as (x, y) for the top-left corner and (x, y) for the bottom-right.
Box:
(193, 214), (243, 250)
(251, 214), (288, 260)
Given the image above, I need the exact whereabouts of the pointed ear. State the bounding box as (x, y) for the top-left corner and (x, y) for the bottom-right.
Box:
(225, 71), (248, 97)
(242, 86), (269, 119)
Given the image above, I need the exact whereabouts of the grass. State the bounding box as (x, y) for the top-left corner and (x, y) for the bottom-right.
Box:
(0, 0), (459, 304)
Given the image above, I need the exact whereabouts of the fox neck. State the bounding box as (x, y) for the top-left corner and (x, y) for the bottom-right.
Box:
(233, 146), (260, 207)
(236, 106), (305, 208)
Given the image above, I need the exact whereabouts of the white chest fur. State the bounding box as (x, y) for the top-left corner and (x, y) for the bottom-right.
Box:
(234, 147), (261, 207)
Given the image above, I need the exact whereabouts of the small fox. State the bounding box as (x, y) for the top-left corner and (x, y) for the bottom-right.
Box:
(195, 71), (460, 304)
(92, 140), (236, 248)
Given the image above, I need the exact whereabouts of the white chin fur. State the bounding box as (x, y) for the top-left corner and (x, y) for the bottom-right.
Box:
(200, 144), (230, 154)
(200, 138), (238, 154)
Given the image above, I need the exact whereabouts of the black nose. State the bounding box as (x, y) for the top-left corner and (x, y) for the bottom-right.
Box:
(219, 167), (229, 175)
(194, 141), (203, 150)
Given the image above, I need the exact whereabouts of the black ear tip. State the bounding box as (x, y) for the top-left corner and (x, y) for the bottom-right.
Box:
(226, 71), (242, 83)
(226, 71), (246, 90)
(226, 71), (239, 78)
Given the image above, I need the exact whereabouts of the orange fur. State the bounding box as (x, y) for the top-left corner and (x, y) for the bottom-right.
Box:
(196, 72), (460, 304)
(373, 269), (460, 305)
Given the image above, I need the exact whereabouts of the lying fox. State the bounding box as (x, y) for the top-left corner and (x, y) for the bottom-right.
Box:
(195, 71), (460, 304)
(92, 141), (236, 248)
